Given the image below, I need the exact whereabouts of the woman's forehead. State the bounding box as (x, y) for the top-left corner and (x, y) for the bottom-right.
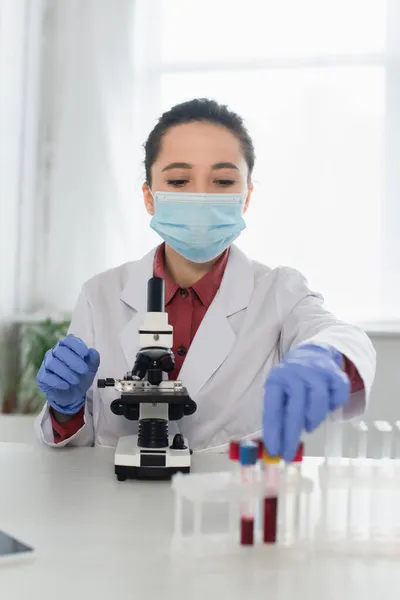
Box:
(155, 122), (245, 166)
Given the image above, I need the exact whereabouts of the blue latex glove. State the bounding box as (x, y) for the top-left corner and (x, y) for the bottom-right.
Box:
(37, 334), (100, 415)
(263, 344), (350, 462)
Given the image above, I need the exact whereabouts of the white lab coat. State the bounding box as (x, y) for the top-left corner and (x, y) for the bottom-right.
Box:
(35, 245), (376, 451)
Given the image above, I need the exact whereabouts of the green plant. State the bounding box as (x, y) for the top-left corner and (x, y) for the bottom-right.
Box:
(2, 318), (70, 414)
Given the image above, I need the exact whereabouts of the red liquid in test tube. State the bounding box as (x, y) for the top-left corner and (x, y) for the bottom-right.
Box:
(263, 497), (278, 543)
(240, 517), (254, 545)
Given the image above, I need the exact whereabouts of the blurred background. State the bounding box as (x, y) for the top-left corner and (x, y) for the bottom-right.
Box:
(0, 1), (399, 437)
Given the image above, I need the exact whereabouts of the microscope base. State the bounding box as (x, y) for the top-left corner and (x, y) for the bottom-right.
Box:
(115, 465), (190, 481)
(114, 434), (192, 481)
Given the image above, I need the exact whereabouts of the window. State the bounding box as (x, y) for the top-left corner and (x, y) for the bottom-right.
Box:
(132, 0), (400, 323)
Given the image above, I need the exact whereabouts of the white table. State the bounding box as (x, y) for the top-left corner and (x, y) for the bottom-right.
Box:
(1, 443), (399, 600)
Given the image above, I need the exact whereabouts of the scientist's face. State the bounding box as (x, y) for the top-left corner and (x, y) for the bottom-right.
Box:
(143, 121), (253, 215)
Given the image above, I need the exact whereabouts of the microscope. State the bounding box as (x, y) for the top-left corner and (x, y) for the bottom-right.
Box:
(97, 277), (197, 481)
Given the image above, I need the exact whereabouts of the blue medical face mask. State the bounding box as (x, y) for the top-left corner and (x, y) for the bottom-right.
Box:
(149, 191), (247, 263)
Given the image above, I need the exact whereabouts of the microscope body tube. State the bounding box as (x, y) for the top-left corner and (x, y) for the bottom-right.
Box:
(137, 277), (173, 353)
(147, 277), (165, 312)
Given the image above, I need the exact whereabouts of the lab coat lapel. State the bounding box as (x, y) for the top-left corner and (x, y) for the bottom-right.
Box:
(119, 249), (156, 371)
(178, 245), (254, 398)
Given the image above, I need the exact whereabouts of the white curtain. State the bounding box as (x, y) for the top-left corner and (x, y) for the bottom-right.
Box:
(36, 0), (149, 312)
(18, 0), (400, 323)
(0, 0), (42, 319)
(0, 0), (43, 399)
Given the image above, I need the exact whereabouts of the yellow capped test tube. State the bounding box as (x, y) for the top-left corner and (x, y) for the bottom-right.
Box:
(262, 448), (280, 543)
(262, 448), (281, 464)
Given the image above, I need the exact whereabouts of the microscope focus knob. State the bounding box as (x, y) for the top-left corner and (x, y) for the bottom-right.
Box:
(97, 378), (115, 388)
(170, 433), (187, 450)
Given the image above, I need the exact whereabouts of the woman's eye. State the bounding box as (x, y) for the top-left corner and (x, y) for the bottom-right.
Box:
(167, 179), (188, 187)
(216, 179), (235, 186)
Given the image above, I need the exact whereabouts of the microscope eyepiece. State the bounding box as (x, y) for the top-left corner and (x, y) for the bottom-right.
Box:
(147, 277), (165, 312)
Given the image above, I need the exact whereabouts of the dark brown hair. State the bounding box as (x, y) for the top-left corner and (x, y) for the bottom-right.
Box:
(144, 98), (255, 187)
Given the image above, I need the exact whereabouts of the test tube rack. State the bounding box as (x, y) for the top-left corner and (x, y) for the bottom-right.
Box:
(171, 456), (314, 554)
(171, 459), (400, 558)
(317, 458), (400, 556)
(318, 417), (400, 557)
(171, 421), (400, 558)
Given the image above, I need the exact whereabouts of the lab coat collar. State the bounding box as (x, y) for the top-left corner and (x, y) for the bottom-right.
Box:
(120, 248), (156, 313)
(119, 245), (254, 398)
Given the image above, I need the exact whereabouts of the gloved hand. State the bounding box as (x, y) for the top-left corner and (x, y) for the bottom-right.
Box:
(37, 334), (100, 415)
(263, 344), (350, 462)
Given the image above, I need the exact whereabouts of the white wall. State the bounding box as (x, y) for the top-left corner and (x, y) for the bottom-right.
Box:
(306, 334), (400, 457)
(365, 335), (400, 422)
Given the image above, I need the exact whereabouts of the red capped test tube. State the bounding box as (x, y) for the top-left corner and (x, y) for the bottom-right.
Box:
(228, 440), (241, 536)
(239, 441), (258, 546)
(229, 440), (240, 462)
(293, 442), (304, 464)
(255, 438), (264, 460)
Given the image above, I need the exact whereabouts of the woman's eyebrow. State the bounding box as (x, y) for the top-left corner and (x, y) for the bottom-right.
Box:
(162, 162), (192, 172)
(161, 161), (239, 172)
(212, 162), (239, 170)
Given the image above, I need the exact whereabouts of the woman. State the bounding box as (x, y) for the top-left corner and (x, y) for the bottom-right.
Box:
(35, 98), (375, 461)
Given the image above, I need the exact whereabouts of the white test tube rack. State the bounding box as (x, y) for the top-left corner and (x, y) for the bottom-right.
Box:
(171, 418), (400, 558)
(317, 458), (400, 555)
(319, 416), (400, 556)
(171, 467), (314, 553)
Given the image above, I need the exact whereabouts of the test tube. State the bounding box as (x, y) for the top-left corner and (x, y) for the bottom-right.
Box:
(293, 444), (307, 541)
(346, 422), (370, 544)
(347, 465), (371, 543)
(239, 441), (258, 546)
(262, 448), (281, 544)
(293, 442), (304, 464)
(393, 422), (400, 459)
(320, 440), (349, 544)
(255, 438), (264, 462)
(370, 421), (394, 542)
(324, 407), (344, 461)
(255, 439), (266, 539)
(281, 443), (304, 546)
(392, 423), (400, 539)
(373, 420), (393, 459)
(228, 440), (240, 536)
(349, 420), (368, 459)
(229, 440), (240, 463)
(393, 422), (400, 539)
